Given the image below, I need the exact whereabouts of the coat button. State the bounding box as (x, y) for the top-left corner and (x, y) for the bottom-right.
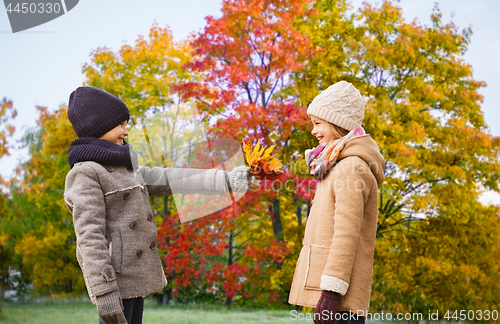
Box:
(147, 214), (154, 222)
(129, 221), (137, 229)
(123, 192), (130, 200)
(106, 269), (114, 278)
(136, 249), (143, 257)
(106, 166), (114, 172)
(150, 242), (157, 250)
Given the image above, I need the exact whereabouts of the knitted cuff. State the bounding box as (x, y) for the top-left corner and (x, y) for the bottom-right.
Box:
(321, 289), (341, 300)
(320, 293), (340, 311)
(95, 290), (123, 317)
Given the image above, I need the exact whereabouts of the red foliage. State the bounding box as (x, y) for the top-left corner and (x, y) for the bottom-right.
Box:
(157, 0), (319, 303)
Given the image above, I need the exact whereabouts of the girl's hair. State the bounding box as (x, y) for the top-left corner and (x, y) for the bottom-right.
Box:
(329, 123), (349, 140)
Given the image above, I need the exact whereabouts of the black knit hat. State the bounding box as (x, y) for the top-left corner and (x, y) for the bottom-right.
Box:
(68, 86), (130, 138)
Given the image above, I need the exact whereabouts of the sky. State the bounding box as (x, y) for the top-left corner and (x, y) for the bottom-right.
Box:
(0, 0), (499, 204)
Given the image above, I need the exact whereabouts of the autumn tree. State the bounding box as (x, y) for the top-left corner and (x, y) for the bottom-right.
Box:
(0, 98), (18, 299)
(372, 202), (500, 319)
(0, 104), (82, 297)
(184, 0), (326, 304)
(83, 23), (199, 123)
(296, 0), (500, 315)
(297, 0), (500, 234)
(187, 0), (317, 242)
(14, 105), (81, 295)
(0, 98), (17, 161)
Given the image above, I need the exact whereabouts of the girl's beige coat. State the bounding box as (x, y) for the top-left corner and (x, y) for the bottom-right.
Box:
(289, 135), (385, 314)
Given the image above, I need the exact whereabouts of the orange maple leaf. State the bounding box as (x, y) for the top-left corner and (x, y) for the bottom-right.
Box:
(243, 140), (284, 180)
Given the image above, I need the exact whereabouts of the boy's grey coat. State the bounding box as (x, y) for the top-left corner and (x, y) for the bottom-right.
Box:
(64, 161), (230, 303)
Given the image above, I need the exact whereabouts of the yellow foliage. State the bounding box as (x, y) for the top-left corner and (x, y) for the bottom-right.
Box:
(243, 140), (284, 180)
(14, 224), (83, 295)
(0, 232), (9, 247)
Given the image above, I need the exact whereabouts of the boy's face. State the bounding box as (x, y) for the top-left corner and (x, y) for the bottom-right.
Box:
(99, 121), (129, 145)
(310, 116), (335, 145)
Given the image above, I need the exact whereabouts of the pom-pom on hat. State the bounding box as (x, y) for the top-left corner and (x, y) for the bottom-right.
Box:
(68, 86), (130, 138)
(307, 81), (365, 131)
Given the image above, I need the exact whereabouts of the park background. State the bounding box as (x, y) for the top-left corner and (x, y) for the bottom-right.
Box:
(1, 0), (500, 323)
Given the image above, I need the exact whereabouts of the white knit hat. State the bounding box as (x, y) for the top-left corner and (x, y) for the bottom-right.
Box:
(307, 81), (365, 131)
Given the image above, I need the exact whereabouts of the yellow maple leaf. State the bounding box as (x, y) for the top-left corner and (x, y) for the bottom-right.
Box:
(243, 140), (284, 180)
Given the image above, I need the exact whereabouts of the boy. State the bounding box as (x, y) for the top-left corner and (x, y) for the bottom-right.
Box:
(64, 86), (250, 324)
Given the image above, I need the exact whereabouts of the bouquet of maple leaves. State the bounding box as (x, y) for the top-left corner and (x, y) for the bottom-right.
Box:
(243, 140), (284, 180)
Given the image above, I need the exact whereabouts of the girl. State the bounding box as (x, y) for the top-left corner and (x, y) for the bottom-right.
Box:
(64, 86), (251, 324)
(288, 81), (386, 324)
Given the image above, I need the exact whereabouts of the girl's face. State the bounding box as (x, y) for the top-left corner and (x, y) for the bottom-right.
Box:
(99, 121), (129, 145)
(310, 116), (335, 145)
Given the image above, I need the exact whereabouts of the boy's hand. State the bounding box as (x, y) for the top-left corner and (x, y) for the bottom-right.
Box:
(96, 290), (127, 324)
(228, 166), (252, 192)
(100, 313), (127, 324)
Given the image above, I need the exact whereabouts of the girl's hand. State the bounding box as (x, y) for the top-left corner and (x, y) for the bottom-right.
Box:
(313, 290), (340, 324)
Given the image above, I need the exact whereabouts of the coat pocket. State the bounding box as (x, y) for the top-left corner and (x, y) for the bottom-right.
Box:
(304, 244), (331, 290)
(110, 231), (122, 273)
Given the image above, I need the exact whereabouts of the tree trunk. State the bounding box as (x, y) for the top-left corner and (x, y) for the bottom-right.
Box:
(164, 288), (172, 304)
(155, 286), (172, 305)
(293, 193), (302, 226)
(154, 195), (172, 305)
(0, 247), (6, 300)
(225, 232), (234, 306)
(269, 198), (284, 242)
(164, 195), (170, 217)
(65, 279), (73, 293)
(269, 198), (284, 270)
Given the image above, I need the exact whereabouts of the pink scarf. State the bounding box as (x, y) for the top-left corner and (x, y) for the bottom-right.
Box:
(305, 126), (366, 180)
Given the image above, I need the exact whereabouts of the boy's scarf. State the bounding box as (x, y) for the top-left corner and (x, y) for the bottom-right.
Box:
(68, 137), (138, 170)
(305, 126), (366, 180)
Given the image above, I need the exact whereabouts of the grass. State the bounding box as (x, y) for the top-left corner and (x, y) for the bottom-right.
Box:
(0, 298), (301, 324)
(0, 298), (463, 324)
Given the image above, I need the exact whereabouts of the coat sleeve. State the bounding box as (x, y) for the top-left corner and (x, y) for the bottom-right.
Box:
(320, 160), (374, 295)
(138, 166), (229, 197)
(64, 165), (119, 297)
